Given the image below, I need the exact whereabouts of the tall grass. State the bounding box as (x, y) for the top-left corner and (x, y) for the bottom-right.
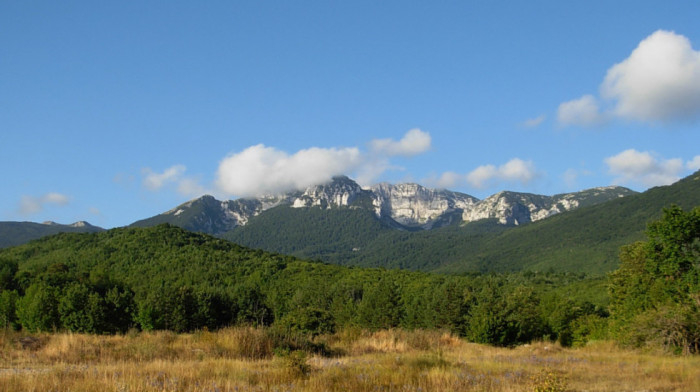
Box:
(1, 327), (699, 391)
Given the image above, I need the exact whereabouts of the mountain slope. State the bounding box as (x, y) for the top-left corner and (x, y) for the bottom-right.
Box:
(132, 176), (635, 236)
(227, 171), (700, 275)
(0, 221), (104, 249)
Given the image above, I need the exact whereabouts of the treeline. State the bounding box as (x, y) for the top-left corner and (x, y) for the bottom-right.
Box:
(0, 224), (604, 347)
(0, 206), (698, 353)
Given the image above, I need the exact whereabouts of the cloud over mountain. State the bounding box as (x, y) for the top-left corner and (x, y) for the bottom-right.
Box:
(214, 129), (433, 198)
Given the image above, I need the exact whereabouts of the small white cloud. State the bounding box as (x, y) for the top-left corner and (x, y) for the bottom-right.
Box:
(686, 155), (700, 171)
(18, 192), (70, 215)
(216, 144), (362, 197)
(601, 30), (700, 123)
(142, 165), (186, 191)
(141, 165), (206, 197)
(557, 95), (607, 127)
(521, 115), (546, 128)
(466, 158), (537, 189)
(605, 149), (685, 187)
(370, 128), (431, 157)
(88, 207), (101, 216)
(423, 171), (465, 189)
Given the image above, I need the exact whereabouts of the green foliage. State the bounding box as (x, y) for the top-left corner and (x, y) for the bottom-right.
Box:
(0, 223), (617, 347)
(609, 206), (700, 353)
(356, 278), (403, 330)
(0, 290), (19, 330)
(465, 280), (546, 346)
(276, 307), (335, 337)
(16, 283), (60, 332)
(59, 283), (104, 333)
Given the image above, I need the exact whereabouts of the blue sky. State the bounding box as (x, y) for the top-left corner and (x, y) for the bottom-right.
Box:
(2, 1), (699, 228)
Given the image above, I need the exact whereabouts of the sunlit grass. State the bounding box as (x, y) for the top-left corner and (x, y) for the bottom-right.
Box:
(1, 328), (699, 391)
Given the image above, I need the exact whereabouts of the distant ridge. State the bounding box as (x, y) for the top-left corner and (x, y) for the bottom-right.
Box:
(0, 221), (104, 249)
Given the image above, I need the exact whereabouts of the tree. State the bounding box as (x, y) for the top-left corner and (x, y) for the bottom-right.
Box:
(609, 206), (700, 353)
(0, 290), (19, 330)
(16, 283), (60, 332)
(356, 278), (403, 330)
(59, 283), (106, 333)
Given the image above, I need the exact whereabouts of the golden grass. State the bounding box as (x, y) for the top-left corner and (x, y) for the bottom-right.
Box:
(1, 328), (699, 391)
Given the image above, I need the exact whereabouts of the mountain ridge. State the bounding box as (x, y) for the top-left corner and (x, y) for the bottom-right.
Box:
(0, 220), (104, 249)
(131, 175), (636, 235)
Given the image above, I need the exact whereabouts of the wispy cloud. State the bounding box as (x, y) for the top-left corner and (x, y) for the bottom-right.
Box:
(557, 95), (607, 127)
(141, 165), (207, 197)
(369, 128), (432, 157)
(18, 192), (70, 215)
(520, 115), (546, 128)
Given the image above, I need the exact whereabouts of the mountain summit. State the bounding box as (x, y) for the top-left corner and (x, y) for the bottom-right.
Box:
(131, 176), (636, 235)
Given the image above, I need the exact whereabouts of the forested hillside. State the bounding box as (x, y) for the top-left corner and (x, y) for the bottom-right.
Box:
(0, 224), (604, 347)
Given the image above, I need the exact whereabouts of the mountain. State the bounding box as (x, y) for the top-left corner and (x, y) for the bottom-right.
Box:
(0, 221), (104, 249)
(225, 171), (700, 275)
(131, 175), (635, 234)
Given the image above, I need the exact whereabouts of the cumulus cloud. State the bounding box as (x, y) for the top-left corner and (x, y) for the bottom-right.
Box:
(369, 128), (431, 157)
(521, 115), (546, 128)
(604, 149), (686, 187)
(466, 158), (537, 189)
(601, 30), (700, 123)
(141, 165), (205, 197)
(216, 144), (362, 197)
(557, 95), (607, 127)
(557, 30), (700, 127)
(214, 129), (431, 197)
(18, 192), (70, 215)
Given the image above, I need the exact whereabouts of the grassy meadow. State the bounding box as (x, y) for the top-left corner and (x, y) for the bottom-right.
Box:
(1, 327), (699, 392)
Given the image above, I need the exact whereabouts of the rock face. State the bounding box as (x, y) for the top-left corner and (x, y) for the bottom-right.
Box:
(370, 183), (478, 229)
(134, 176), (636, 235)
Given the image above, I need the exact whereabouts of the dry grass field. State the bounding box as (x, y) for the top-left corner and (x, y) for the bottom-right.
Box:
(1, 327), (699, 392)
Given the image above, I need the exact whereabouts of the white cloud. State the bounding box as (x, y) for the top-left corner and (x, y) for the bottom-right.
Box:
(18, 192), (70, 215)
(687, 155), (700, 171)
(601, 30), (700, 123)
(521, 115), (546, 128)
(142, 165), (186, 191)
(557, 95), (607, 127)
(434, 171), (464, 189)
(604, 149), (685, 187)
(216, 144), (362, 197)
(369, 128), (431, 157)
(141, 165), (206, 197)
(214, 129), (432, 197)
(466, 158), (537, 189)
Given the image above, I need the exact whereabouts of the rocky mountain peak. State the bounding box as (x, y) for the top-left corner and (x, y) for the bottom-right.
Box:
(133, 176), (638, 235)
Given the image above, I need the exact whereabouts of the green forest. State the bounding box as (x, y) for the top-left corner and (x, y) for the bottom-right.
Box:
(1, 206), (698, 354)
